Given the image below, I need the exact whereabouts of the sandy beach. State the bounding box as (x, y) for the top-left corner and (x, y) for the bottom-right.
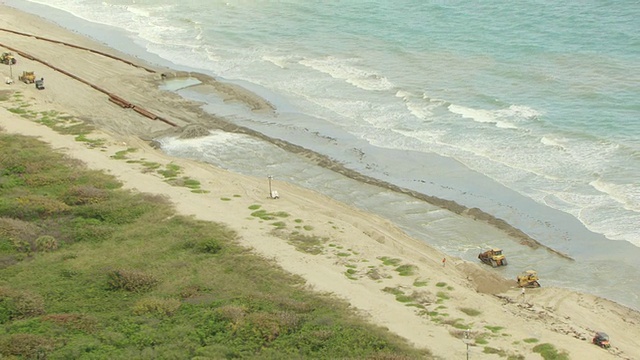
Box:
(1, 5), (639, 359)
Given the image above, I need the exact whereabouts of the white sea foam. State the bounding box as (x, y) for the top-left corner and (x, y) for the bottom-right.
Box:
(262, 55), (291, 69)
(299, 57), (395, 91)
(590, 179), (640, 212)
(540, 135), (568, 150)
(448, 104), (518, 129)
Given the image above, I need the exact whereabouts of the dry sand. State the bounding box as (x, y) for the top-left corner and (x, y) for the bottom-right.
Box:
(1, 5), (639, 359)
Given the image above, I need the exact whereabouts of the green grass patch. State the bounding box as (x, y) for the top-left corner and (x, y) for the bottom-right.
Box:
(484, 325), (504, 333)
(459, 307), (482, 316)
(413, 279), (428, 287)
(0, 132), (430, 360)
(483, 347), (506, 356)
(287, 233), (327, 255)
(475, 334), (489, 345)
(523, 338), (539, 343)
(377, 256), (402, 266)
(395, 264), (417, 276)
(112, 148), (138, 160)
(248, 204), (261, 210)
(157, 163), (181, 178)
(250, 208), (290, 221)
(532, 343), (569, 360)
(435, 282), (447, 287)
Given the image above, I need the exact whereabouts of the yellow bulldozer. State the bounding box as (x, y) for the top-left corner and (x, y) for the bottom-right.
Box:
(478, 248), (507, 267)
(517, 270), (541, 288)
(19, 71), (36, 84)
(1, 52), (17, 65)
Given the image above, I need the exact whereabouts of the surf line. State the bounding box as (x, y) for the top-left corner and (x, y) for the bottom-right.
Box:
(167, 102), (574, 261)
(0, 29), (572, 261)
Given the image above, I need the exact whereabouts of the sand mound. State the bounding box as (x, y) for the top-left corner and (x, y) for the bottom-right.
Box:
(458, 262), (514, 294)
(178, 125), (211, 139)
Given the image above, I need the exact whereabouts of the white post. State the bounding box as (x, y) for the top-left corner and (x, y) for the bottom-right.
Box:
(268, 175), (273, 198)
(463, 328), (471, 360)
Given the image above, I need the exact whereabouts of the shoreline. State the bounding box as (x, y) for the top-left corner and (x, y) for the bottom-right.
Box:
(1, 4), (639, 359)
(0, 26), (573, 261)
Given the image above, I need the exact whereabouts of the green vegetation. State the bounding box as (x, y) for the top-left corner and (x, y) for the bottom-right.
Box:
(523, 338), (539, 343)
(112, 148), (137, 160)
(377, 256), (402, 266)
(413, 279), (428, 287)
(475, 334), (489, 345)
(250, 209), (289, 221)
(485, 325), (504, 333)
(440, 318), (469, 330)
(0, 132), (430, 359)
(286, 233), (326, 255)
(483, 346), (506, 356)
(435, 282), (447, 287)
(157, 162), (181, 178)
(459, 307), (482, 316)
(395, 264), (417, 276)
(532, 343), (569, 360)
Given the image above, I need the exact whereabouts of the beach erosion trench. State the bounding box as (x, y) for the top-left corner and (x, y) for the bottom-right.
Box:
(0, 28), (573, 261)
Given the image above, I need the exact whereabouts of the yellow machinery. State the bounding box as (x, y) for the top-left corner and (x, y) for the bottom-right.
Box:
(478, 248), (507, 267)
(19, 71), (36, 84)
(517, 270), (541, 288)
(1, 52), (17, 65)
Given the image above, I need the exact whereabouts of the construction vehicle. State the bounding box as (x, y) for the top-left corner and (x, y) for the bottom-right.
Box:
(19, 71), (36, 84)
(35, 78), (45, 90)
(592, 332), (610, 348)
(516, 270), (541, 288)
(1, 52), (17, 65)
(478, 248), (507, 267)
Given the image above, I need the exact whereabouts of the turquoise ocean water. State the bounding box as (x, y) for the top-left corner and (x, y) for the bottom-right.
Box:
(5, 0), (639, 309)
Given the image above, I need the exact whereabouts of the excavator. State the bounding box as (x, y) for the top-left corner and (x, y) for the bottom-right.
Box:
(478, 248), (507, 267)
(517, 270), (541, 288)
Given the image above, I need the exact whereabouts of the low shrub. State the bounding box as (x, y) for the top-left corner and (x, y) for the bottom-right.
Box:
(106, 269), (158, 292)
(62, 185), (109, 205)
(0, 333), (56, 359)
(35, 235), (58, 252)
(0, 287), (45, 321)
(132, 297), (181, 316)
(41, 313), (98, 333)
(532, 343), (569, 360)
(183, 238), (223, 254)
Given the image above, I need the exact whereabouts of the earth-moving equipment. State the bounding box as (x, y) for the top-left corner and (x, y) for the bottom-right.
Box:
(478, 248), (507, 267)
(516, 270), (541, 288)
(1, 52), (17, 65)
(19, 71), (35, 84)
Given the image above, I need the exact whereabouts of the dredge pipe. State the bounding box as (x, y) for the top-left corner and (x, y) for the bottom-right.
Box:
(0, 39), (176, 127)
